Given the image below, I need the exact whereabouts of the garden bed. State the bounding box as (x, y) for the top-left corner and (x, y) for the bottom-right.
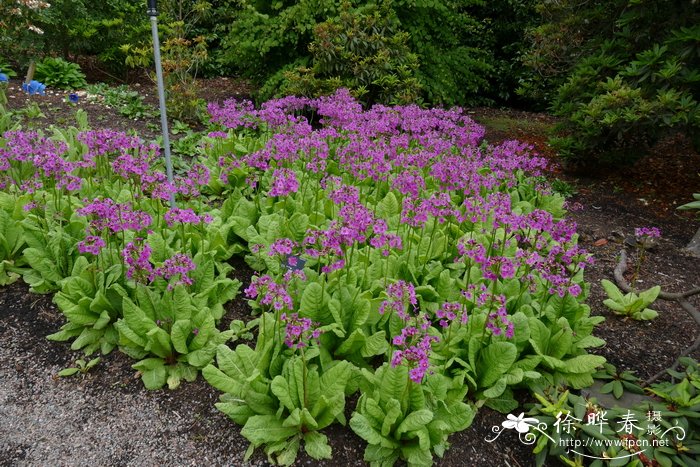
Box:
(1, 80), (699, 466)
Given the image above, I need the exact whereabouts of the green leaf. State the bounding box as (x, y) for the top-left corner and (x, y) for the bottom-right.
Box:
(563, 354), (606, 374)
(402, 444), (433, 466)
(395, 409), (433, 437)
(350, 413), (385, 445)
(202, 364), (239, 394)
(70, 327), (103, 351)
(639, 285), (661, 304)
(58, 367), (80, 377)
(601, 279), (624, 302)
(171, 320), (192, 355)
(613, 381), (624, 399)
(382, 398), (402, 437)
(92, 310), (112, 330)
(299, 282), (328, 322)
(145, 326), (173, 359)
(304, 431), (331, 460)
(241, 415), (298, 446)
(639, 308), (658, 320)
(378, 192), (399, 218)
(272, 375), (296, 412)
(361, 331), (388, 357)
(478, 342), (518, 388)
(167, 365), (182, 390)
(122, 297), (156, 336)
(134, 359), (167, 390)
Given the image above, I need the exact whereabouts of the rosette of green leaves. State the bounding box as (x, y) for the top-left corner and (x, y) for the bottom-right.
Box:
(601, 279), (660, 321)
(0, 193), (28, 285)
(298, 279), (388, 368)
(47, 256), (128, 355)
(146, 235), (242, 321)
(350, 364), (475, 466)
(523, 294), (607, 390)
(115, 285), (235, 390)
(20, 196), (85, 293)
(203, 316), (355, 466)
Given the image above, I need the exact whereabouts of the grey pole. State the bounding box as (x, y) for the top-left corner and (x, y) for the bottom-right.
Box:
(148, 0), (176, 207)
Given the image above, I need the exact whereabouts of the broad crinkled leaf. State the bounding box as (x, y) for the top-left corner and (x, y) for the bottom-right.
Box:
(171, 319), (192, 355)
(395, 409), (433, 437)
(304, 431), (331, 460)
(241, 415), (298, 446)
(477, 342), (518, 388)
(350, 413), (386, 446)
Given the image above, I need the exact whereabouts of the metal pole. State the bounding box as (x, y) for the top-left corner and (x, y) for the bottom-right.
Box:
(149, 8), (176, 208)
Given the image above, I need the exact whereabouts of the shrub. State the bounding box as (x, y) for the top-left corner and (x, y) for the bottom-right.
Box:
(280, 2), (422, 105)
(219, 0), (538, 107)
(34, 57), (87, 89)
(526, 0), (700, 164)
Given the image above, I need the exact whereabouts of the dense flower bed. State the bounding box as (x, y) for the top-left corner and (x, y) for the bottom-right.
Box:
(0, 89), (604, 466)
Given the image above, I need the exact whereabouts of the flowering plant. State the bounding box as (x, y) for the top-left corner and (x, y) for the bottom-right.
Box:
(350, 364), (474, 465)
(22, 79), (46, 95)
(115, 284), (237, 390)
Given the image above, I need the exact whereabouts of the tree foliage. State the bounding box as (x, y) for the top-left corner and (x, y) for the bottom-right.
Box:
(525, 0), (700, 164)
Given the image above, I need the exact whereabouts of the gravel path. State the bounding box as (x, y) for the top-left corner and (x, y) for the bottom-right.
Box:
(0, 286), (257, 467)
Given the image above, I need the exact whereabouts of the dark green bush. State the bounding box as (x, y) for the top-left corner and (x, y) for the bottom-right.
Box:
(527, 0), (700, 165)
(34, 57), (88, 90)
(280, 2), (421, 105)
(218, 0), (538, 107)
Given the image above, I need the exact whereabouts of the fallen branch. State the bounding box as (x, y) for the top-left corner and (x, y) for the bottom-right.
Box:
(613, 249), (700, 386)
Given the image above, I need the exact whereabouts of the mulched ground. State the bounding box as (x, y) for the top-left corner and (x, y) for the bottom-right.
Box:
(1, 79), (699, 466)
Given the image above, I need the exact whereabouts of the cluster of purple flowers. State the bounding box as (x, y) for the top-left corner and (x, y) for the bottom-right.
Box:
(164, 208), (212, 227)
(0, 130), (79, 192)
(121, 240), (196, 289)
(122, 238), (154, 283)
(635, 226), (661, 240)
(435, 302), (467, 328)
(268, 168), (299, 197)
(78, 198), (152, 234)
(245, 274), (294, 311)
(77, 235), (106, 255)
(379, 280), (418, 320)
(391, 316), (439, 384)
(485, 295), (515, 339)
(155, 253), (196, 289)
(280, 312), (322, 349)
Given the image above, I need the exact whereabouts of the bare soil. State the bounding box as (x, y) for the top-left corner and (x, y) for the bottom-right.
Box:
(1, 80), (699, 466)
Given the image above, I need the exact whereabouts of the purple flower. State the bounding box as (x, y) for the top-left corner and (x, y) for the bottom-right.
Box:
(122, 238), (154, 284)
(379, 280), (417, 320)
(155, 253), (196, 289)
(634, 227), (661, 239)
(68, 93), (79, 104)
(268, 168), (299, 197)
(485, 295), (515, 339)
(280, 312), (322, 349)
(77, 235), (106, 255)
(78, 198), (152, 234)
(391, 316), (439, 384)
(245, 275), (293, 311)
(164, 208), (202, 227)
(268, 238), (297, 257)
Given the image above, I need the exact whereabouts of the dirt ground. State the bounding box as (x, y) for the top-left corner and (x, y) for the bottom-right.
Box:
(1, 79), (699, 466)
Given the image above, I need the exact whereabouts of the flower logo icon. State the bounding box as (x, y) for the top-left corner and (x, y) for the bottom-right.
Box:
(502, 412), (539, 433)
